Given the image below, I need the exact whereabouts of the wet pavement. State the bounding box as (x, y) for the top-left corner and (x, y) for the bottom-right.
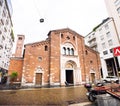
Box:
(0, 85), (96, 106)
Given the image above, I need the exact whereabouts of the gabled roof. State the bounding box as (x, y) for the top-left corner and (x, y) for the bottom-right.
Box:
(48, 28), (84, 38)
(25, 28), (84, 46)
(85, 45), (99, 54)
(25, 39), (49, 46)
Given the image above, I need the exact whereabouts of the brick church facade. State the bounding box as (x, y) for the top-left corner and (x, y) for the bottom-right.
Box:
(9, 28), (101, 86)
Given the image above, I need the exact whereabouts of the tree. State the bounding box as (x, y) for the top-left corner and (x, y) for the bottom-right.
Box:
(10, 72), (18, 82)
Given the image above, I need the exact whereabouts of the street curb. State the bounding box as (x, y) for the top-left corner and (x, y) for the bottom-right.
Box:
(69, 102), (92, 106)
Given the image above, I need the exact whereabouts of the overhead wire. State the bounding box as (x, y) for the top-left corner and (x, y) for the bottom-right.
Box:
(33, 0), (45, 23)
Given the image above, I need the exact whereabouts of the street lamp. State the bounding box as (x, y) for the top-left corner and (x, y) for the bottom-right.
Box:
(40, 18), (44, 23)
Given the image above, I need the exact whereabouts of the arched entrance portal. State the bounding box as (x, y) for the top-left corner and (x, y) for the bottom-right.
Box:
(35, 66), (43, 85)
(65, 60), (77, 84)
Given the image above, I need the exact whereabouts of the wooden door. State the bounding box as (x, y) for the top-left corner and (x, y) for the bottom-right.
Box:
(91, 73), (95, 83)
(35, 73), (42, 85)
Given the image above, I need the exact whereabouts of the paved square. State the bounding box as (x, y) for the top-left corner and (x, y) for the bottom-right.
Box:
(0, 85), (90, 105)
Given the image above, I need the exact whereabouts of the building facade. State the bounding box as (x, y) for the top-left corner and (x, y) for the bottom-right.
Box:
(0, 0), (14, 83)
(9, 28), (101, 86)
(85, 17), (120, 78)
(104, 0), (120, 41)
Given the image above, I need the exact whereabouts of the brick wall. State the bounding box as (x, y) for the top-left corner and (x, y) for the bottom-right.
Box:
(48, 31), (61, 83)
(8, 57), (23, 82)
(84, 46), (101, 82)
(9, 28), (101, 86)
(22, 40), (50, 83)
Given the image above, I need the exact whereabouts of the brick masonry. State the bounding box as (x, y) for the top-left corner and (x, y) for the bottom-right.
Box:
(8, 57), (23, 82)
(8, 28), (101, 86)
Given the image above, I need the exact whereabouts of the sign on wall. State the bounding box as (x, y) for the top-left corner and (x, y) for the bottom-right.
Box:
(113, 46), (120, 56)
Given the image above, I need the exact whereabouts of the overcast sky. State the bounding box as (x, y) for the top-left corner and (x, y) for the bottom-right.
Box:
(11, 0), (108, 44)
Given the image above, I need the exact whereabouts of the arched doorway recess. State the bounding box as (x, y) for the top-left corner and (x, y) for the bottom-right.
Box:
(65, 60), (77, 84)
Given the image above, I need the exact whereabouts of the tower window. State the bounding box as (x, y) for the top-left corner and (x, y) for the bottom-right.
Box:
(18, 37), (22, 40)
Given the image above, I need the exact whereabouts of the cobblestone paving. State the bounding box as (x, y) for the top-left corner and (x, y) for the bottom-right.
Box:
(0, 85), (90, 106)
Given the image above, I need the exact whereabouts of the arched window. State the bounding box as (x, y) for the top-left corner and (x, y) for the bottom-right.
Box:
(73, 36), (75, 40)
(61, 33), (63, 38)
(71, 48), (74, 55)
(63, 47), (66, 55)
(85, 50), (88, 55)
(45, 45), (48, 51)
(67, 48), (70, 55)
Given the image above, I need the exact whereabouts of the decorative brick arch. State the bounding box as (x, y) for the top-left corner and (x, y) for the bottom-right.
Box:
(65, 60), (77, 69)
(35, 66), (44, 73)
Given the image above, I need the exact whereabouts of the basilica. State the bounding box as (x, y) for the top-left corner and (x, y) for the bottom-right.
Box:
(9, 28), (101, 86)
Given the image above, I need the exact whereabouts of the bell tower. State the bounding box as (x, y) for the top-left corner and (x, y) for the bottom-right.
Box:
(15, 35), (25, 57)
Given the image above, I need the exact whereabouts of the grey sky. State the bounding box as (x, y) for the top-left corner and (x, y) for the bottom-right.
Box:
(11, 0), (108, 44)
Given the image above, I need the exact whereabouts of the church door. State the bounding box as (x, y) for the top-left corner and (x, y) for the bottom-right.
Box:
(91, 73), (95, 83)
(35, 73), (42, 85)
(66, 70), (73, 84)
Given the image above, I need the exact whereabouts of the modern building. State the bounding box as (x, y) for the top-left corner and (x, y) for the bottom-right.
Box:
(104, 0), (120, 41)
(9, 28), (101, 86)
(0, 0), (14, 83)
(85, 17), (120, 78)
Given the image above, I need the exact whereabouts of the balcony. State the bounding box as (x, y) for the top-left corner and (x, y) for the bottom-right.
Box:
(88, 35), (96, 42)
(89, 42), (97, 48)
